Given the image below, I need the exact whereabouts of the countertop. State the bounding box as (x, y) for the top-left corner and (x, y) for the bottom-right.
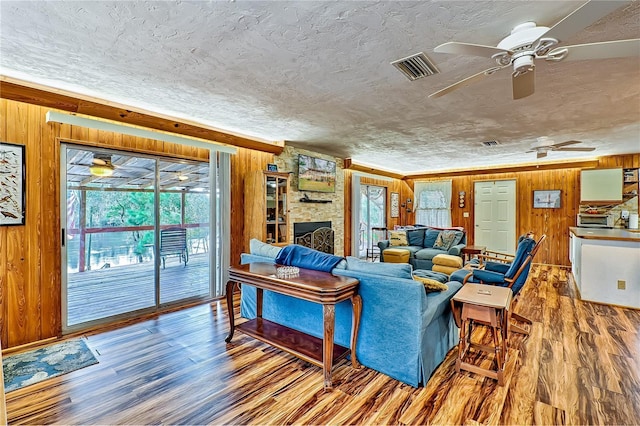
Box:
(569, 227), (640, 242)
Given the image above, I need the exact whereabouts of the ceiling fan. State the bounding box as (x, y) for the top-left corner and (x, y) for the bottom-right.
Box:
(71, 153), (152, 177)
(527, 138), (596, 159)
(429, 1), (640, 100)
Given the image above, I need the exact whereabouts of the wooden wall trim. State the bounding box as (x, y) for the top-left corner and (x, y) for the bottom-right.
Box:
(405, 159), (601, 179)
(344, 158), (404, 180)
(345, 157), (606, 180)
(0, 78), (284, 155)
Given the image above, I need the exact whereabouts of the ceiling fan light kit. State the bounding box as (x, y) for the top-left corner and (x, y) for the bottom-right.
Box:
(89, 164), (114, 177)
(429, 0), (639, 100)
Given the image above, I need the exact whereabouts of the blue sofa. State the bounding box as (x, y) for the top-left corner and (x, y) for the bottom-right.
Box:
(378, 226), (466, 270)
(238, 251), (461, 387)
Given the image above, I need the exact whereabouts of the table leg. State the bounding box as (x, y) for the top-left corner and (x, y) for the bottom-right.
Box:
(457, 308), (466, 373)
(323, 304), (336, 390)
(224, 281), (236, 343)
(350, 294), (362, 368)
(256, 288), (263, 318)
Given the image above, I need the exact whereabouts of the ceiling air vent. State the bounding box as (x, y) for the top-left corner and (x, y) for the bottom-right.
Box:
(391, 52), (439, 81)
(481, 140), (500, 147)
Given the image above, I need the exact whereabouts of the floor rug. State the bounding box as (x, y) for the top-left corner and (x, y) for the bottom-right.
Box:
(3, 339), (98, 392)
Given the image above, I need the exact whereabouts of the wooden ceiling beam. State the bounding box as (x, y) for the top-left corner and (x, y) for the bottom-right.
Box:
(0, 78), (284, 154)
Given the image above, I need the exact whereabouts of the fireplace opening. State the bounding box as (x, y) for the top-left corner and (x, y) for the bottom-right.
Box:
(294, 221), (334, 254)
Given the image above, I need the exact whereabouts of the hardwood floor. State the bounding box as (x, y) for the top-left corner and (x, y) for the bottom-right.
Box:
(5, 265), (639, 425)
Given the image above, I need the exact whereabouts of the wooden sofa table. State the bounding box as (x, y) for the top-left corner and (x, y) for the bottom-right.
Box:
(225, 262), (362, 390)
(451, 283), (512, 385)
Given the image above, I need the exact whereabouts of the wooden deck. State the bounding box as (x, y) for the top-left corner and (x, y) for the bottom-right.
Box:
(67, 253), (211, 326)
(6, 264), (640, 425)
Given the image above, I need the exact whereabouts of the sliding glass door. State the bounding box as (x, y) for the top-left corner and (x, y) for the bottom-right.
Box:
(158, 159), (211, 304)
(358, 185), (386, 259)
(61, 144), (215, 330)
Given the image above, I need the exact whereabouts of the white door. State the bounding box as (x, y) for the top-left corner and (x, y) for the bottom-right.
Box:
(474, 180), (516, 254)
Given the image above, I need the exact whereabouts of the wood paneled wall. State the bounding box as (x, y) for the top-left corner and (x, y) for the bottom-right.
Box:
(406, 153), (639, 266)
(343, 171), (413, 256)
(2, 96), (637, 349)
(0, 99), (213, 348)
(229, 148), (273, 267)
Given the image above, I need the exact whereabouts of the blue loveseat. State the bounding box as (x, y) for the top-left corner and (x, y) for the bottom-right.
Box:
(378, 226), (466, 270)
(238, 247), (461, 387)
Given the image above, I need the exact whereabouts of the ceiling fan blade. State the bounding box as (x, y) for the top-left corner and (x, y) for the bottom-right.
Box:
(512, 69), (535, 100)
(551, 140), (582, 148)
(429, 65), (508, 98)
(535, 1), (626, 45)
(548, 39), (640, 61)
(434, 42), (511, 58)
(537, 151), (548, 159)
(555, 147), (596, 152)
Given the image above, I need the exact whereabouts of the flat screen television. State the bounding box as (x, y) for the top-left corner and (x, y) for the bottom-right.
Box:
(298, 154), (336, 193)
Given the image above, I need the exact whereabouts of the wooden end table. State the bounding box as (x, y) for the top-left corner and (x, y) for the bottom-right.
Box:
(461, 245), (486, 263)
(451, 283), (512, 385)
(225, 263), (362, 390)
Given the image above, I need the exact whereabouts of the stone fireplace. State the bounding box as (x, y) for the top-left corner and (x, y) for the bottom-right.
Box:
(274, 146), (345, 255)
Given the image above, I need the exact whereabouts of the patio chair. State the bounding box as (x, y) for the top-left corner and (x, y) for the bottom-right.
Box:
(160, 227), (189, 269)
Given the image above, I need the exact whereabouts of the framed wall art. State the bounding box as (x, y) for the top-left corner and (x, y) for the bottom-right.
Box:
(390, 192), (400, 218)
(533, 189), (561, 209)
(0, 142), (26, 225)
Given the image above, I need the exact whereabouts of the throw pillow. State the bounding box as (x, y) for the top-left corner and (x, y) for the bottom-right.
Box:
(413, 275), (448, 292)
(407, 228), (426, 246)
(249, 238), (282, 259)
(450, 230), (464, 248)
(423, 229), (440, 248)
(345, 256), (413, 279)
(433, 230), (458, 250)
(388, 231), (408, 246)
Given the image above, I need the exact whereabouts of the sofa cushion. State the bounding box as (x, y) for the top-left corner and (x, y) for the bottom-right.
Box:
(413, 269), (449, 283)
(423, 229), (440, 248)
(433, 230), (463, 250)
(414, 247), (447, 260)
(432, 254), (463, 268)
(389, 230), (408, 246)
(406, 228), (426, 246)
(249, 238), (282, 259)
(345, 256), (413, 279)
(413, 275), (448, 292)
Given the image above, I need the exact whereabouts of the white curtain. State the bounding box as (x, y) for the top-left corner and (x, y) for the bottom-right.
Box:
(414, 180), (452, 227)
(216, 151), (231, 297)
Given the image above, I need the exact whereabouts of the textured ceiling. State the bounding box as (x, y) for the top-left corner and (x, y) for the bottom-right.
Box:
(1, 1), (639, 173)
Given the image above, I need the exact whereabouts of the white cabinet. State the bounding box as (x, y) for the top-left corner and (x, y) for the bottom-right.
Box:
(569, 228), (640, 309)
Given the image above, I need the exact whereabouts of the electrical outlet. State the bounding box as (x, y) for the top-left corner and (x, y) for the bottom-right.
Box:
(463, 212), (470, 218)
(618, 280), (626, 290)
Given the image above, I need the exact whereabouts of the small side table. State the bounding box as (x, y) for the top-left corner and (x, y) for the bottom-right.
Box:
(451, 283), (512, 385)
(461, 245), (486, 263)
